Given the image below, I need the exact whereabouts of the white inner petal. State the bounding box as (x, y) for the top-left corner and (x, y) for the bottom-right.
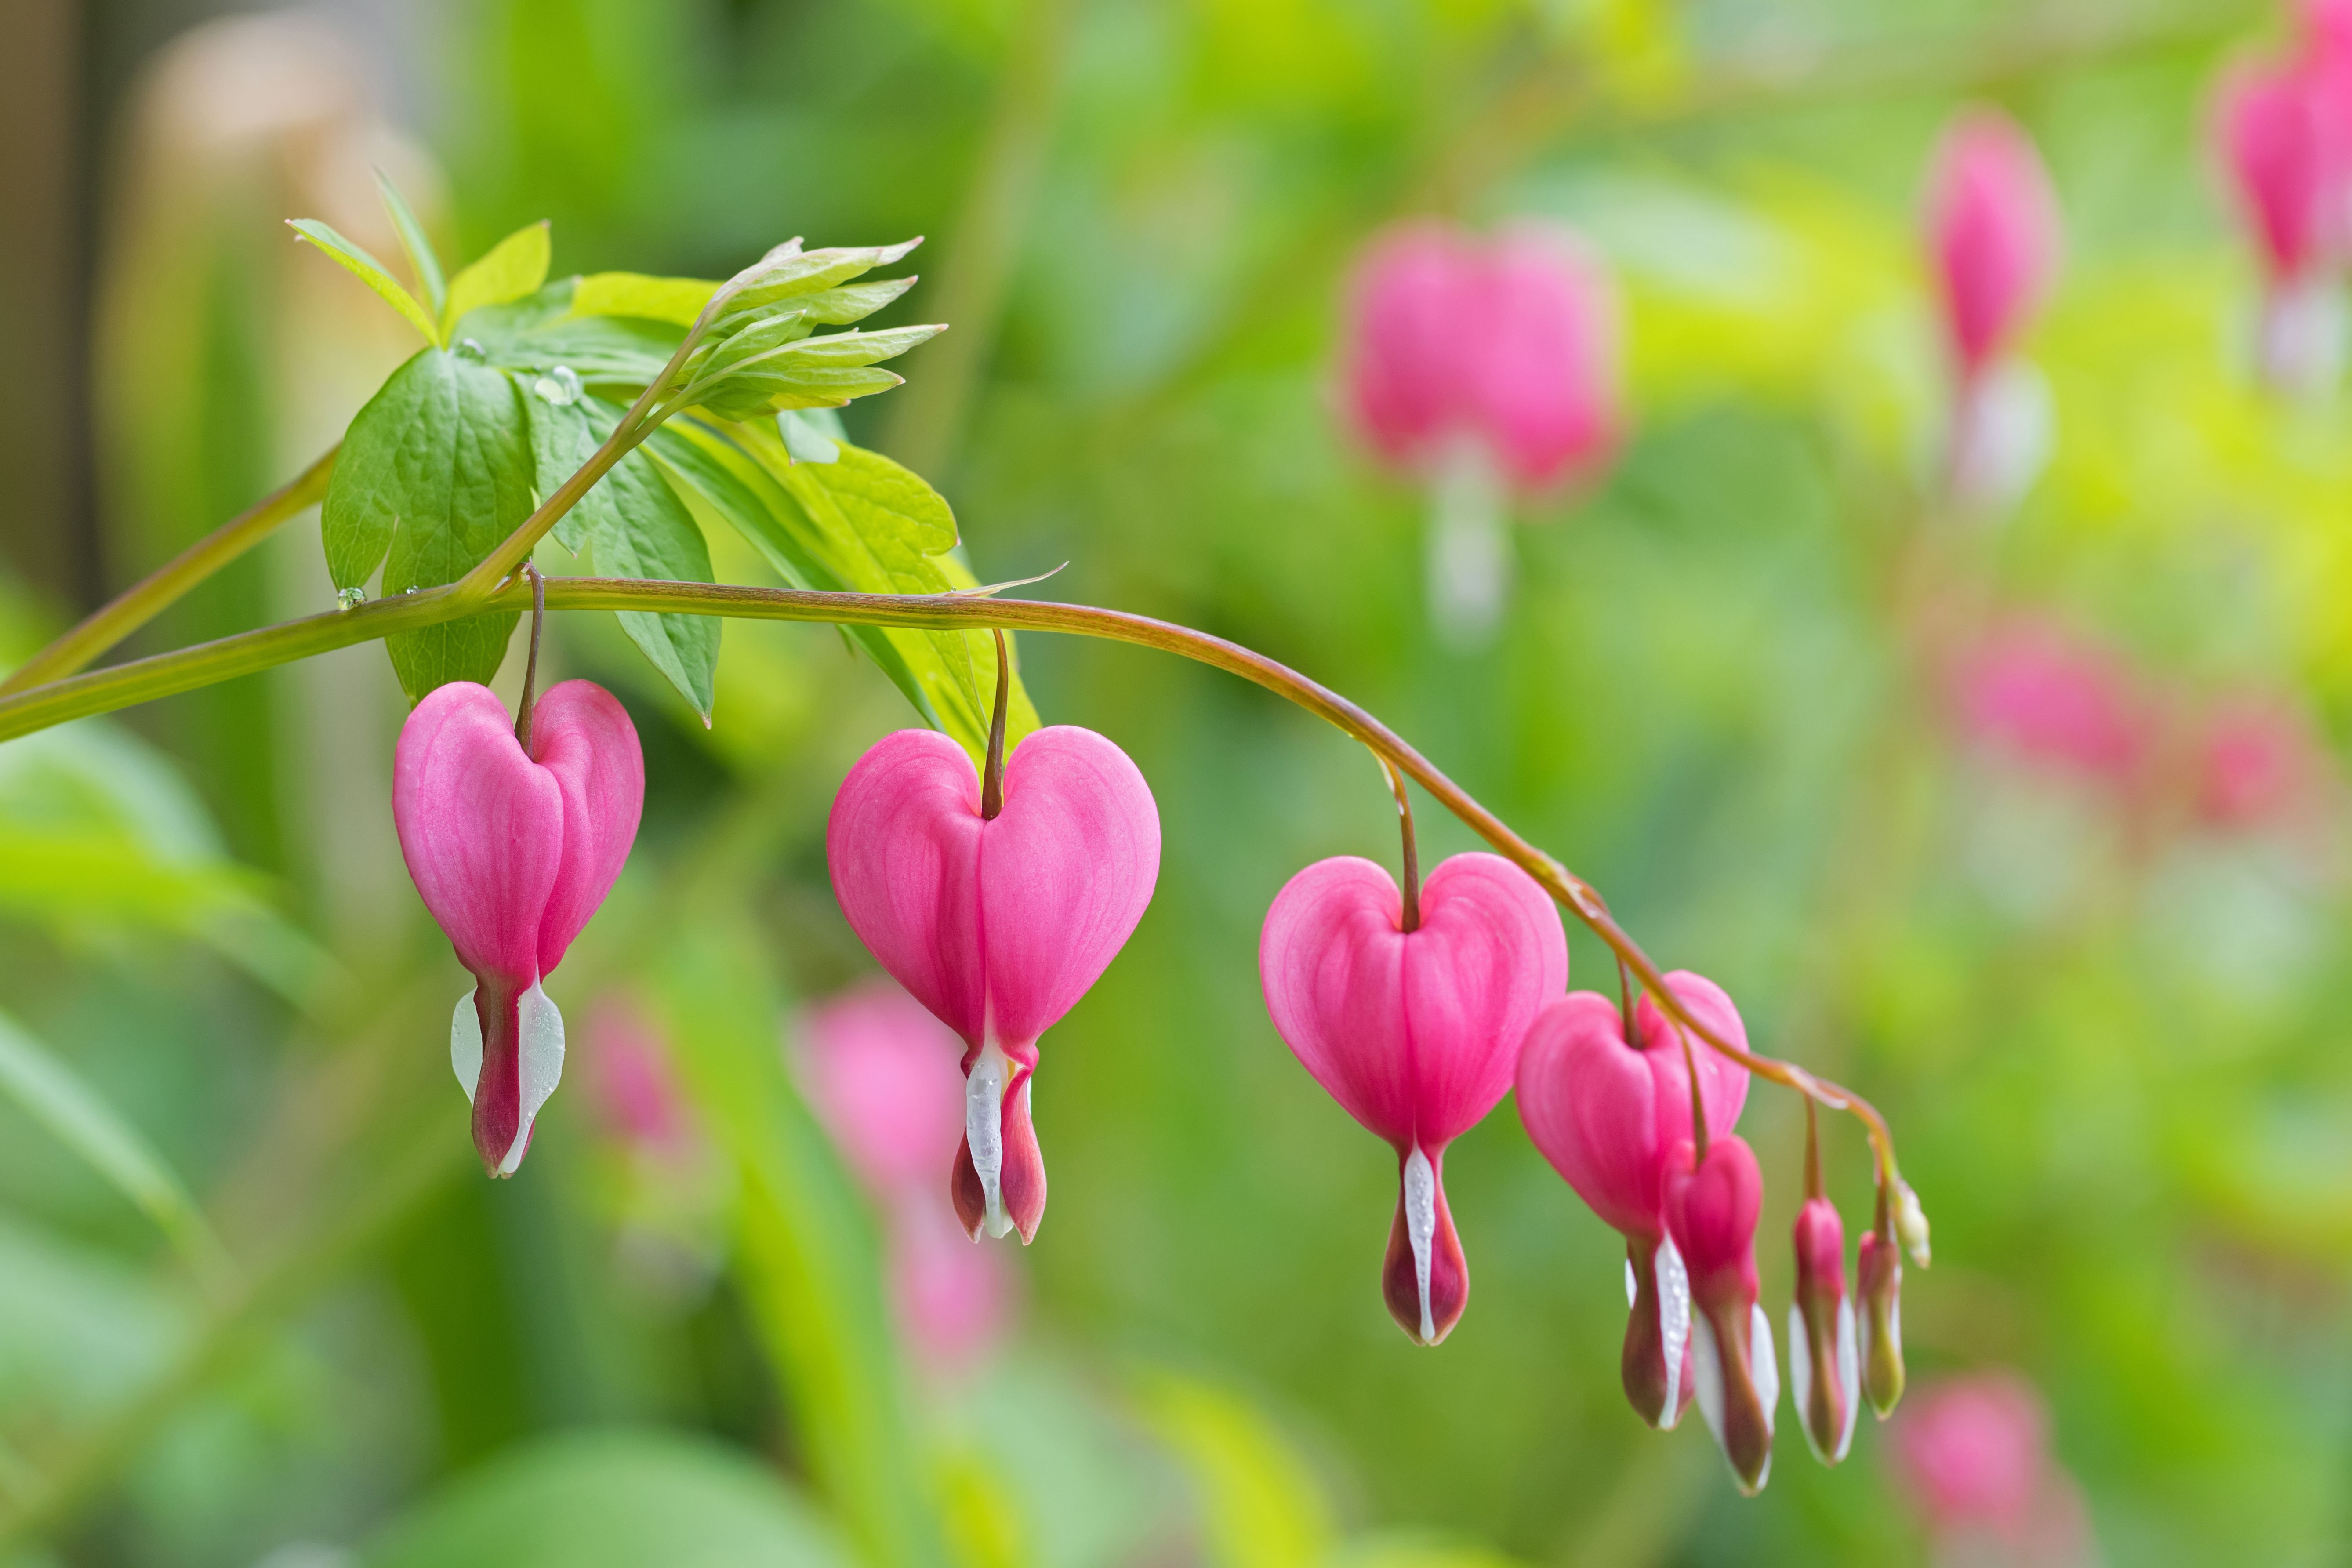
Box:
(1403, 1144), (1438, 1343)
(501, 982), (565, 1176)
(1786, 1303), (1815, 1457)
(965, 1040), (1012, 1239)
(1655, 1236), (1690, 1428)
(1624, 1256), (1637, 1309)
(1833, 1294), (1860, 1461)
(1690, 1310), (1725, 1448)
(1749, 1300), (1779, 1423)
(451, 987), (483, 1100)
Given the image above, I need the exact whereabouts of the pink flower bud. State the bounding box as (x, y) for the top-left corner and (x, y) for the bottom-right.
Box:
(1857, 1219), (1906, 1418)
(1341, 221), (1622, 493)
(2191, 693), (2329, 833)
(393, 680), (644, 1177)
(826, 727), (1161, 1245)
(1664, 1135), (1777, 1493)
(1260, 853), (1567, 1345)
(1514, 976), (1751, 1426)
(1788, 1197), (1858, 1464)
(2218, 60), (2333, 286)
(1924, 109), (2062, 384)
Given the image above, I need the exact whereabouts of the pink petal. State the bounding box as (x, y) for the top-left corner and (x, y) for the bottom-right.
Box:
(978, 726), (1162, 1049)
(1260, 853), (1565, 1150)
(393, 682), (564, 991)
(1342, 223), (1482, 469)
(2218, 61), (2333, 283)
(1926, 108), (2062, 377)
(826, 729), (988, 1043)
(528, 680), (645, 979)
(1665, 1134), (1765, 1309)
(1468, 226), (1622, 491)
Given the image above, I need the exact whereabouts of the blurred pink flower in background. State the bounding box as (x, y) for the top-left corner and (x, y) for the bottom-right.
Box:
(585, 995), (694, 1158)
(1342, 221), (1622, 492)
(1948, 619), (2152, 787)
(2215, 57), (2345, 389)
(1340, 219), (1622, 646)
(1923, 108), (2063, 510)
(2190, 693), (2330, 832)
(800, 977), (1015, 1375)
(1891, 1371), (2098, 1566)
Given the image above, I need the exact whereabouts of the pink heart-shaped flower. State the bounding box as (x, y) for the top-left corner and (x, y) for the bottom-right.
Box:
(393, 679), (643, 1176)
(826, 726), (1161, 1243)
(1259, 851), (1567, 1344)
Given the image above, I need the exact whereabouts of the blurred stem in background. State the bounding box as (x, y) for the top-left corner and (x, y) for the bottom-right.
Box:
(878, 0), (1084, 482)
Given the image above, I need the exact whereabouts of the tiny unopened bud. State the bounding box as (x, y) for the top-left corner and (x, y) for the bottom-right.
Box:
(1789, 1198), (1859, 1465)
(1857, 1225), (1906, 1418)
(1666, 1136), (1778, 1494)
(1895, 1180), (1931, 1268)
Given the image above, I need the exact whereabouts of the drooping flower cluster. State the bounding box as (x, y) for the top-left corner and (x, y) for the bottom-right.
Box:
(393, 678), (644, 1176)
(2212, 2), (2352, 391)
(1339, 221), (1624, 645)
(1922, 108), (2063, 510)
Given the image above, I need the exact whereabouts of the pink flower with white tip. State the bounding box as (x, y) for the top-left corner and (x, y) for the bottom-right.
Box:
(1923, 109), (2062, 509)
(393, 678), (643, 1177)
(1260, 847), (1567, 1345)
(826, 725), (1160, 1244)
(1788, 1187), (1859, 1464)
(1341, 221), (1622, 645)
(2216, 58), (2345, 391)
(1514, 974), (1750, 1428)
(1665, 1130), (1778, 1494)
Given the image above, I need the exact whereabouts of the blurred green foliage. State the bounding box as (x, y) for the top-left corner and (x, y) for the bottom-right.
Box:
(4, 0), (2350, 1565)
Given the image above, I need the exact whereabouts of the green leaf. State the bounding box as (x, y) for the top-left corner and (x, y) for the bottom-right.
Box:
(645, 419), (1038, 763)
(444, 219), (553, 334)
(367, 1429), (856, 1568)
(287, 219), (442, 346)
(712, 238), (921, 325)
(651, 934), (950, 1568)
(692, 326), (944, 423)
(0, 1009), (221, 1270)
(320, 348), (535, 701)
(575, 271), (720, 326)
(528, 392), (719, 719)
(373, 168), (446, 319)
(461, 279), (686, 386)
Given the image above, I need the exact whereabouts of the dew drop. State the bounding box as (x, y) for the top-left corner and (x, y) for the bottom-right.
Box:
(334, 586), (365, 611)
(456, 337), (487, 361)
(533, 365), (583, 406)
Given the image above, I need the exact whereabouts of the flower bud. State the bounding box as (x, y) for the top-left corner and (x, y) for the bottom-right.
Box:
(1895, 1179), (1932, 1268)
(1664, 1135), (1778, 1494)
(1858, 1216), (1906, 1419)
(1788, 1197), (1858, 1465)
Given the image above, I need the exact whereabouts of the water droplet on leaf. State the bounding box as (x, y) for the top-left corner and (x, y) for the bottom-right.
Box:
(456, 337), (487, 361)
(335, 586), (365, 611)
(533, 365), (583, 406)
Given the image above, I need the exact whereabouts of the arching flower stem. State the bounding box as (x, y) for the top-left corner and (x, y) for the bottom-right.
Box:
(0, 575), (1905, 1191)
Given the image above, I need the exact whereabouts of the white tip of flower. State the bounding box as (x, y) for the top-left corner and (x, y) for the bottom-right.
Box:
(1787, 1299), (1861, 1464)
(965, 1040), (1013, 1239)
(450, 983), (567, 1175)
(1833, 1294), (1860, 1459)
(1625, 1256), (1638, 1309)
(1749, 1300), (1779, 1423)
(1403, 1144), (1439, 1344)
(1655, 1236), (1691, 1429)
(1947, 358), (2052, 514)
(1896, 1182), (1931, 1268)
(1691, 1310), (1725, 1450)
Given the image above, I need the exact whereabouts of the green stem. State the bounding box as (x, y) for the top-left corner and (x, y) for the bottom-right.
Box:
(0, 576), (1899, 1182)
(0, 447), (338, 697)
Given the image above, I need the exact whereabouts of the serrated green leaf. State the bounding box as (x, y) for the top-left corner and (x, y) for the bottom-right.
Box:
(320, 348), (533, 701)
(528, 392), (719, 719)
(691, 324), (944, 421)
(644, 419), (1038, 759)
(0, 1009), (220, 1269)
(461, 279), (686, 386)
(574, 271), (720, 326)
(287, 219), (441, 345)
(373, 168), (446, 318)
(445, 220), (553, 334)
(713, 238), (920, 325)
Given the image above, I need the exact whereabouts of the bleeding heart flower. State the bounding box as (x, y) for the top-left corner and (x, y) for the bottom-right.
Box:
(826, 727), (1161, 1245)
(1858, 1205), (1907, 1418)
(1789, 1196), (1859, 1465)
(1892, 1370), (2098, 1564)
(1665, 1134), (1778, 1494)
(2216, 58), (2346, 391)
(1260, 852), (1567, 1345)
(393, 680), (644, 1177)
(1514, 975), (1751, 1427)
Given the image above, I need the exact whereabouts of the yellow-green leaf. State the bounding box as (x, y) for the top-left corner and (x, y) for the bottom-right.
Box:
(444, 220), (553, 333)
(287, 219), (442, 346)
(574, 271), (721, 326)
